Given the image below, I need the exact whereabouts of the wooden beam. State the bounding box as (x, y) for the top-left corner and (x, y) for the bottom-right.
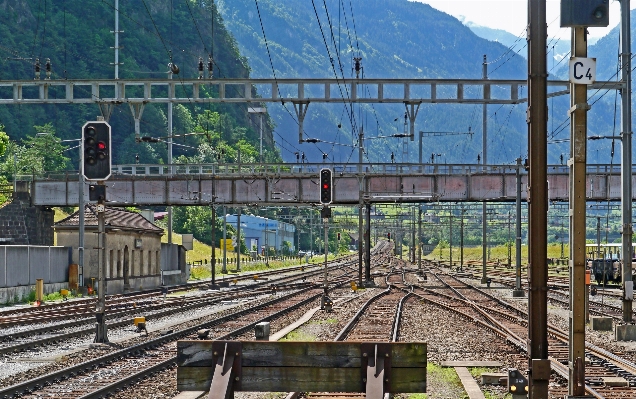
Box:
(177, 341), (427, 394)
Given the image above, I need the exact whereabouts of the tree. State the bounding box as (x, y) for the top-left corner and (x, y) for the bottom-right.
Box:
(0, 123), (70, 180)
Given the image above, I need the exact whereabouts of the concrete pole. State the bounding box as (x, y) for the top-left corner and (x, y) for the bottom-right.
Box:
(513, 158), (524, 296)
(259, 113), (264, 164)
(449, 213), (453, 269)
(568, 26), (588, 397)
(211, 205), (216, 289)
(237, 208), (241, 272)
(94, 198), (108, 343)
(323, 216), (329, 303)
(114, 0), (120, 80)
(619, 0), (633, 323)
(365, 203), (371, 279)
(359, 201), (363, 286)
(78, 151), (85, 288)
(460, 208), (464, 271)
(527, 0), (549, 396)
(167, 70), (173, 244)
(481, 54), (488, 284)
(222, 207), (227, 274)
(418, 206), (422, 272)
(358, 127), (364, 173)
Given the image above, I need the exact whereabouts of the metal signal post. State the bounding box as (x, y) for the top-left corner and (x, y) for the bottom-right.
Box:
(82, 120), (112, 344)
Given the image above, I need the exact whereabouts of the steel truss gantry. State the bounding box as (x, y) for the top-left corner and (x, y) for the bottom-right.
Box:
(0, 77), (624, 143)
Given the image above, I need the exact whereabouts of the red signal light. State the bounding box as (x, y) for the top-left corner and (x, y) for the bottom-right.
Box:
(97, 142), (106, 150)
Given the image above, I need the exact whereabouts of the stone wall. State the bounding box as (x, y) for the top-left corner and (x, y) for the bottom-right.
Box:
(0, 187), (54, 245)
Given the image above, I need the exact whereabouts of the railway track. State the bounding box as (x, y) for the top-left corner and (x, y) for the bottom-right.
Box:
(0, 242), (392, 399)
(0, 279), (353, 398)
(417, 262), (636, 398)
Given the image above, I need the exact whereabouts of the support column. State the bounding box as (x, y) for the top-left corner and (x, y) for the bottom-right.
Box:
(481, 55), (489, 284)
(211, 205), (217, 289)
(513, 158), (524, 297)
(237, 208), (241, 272)
(358, 202), (363, 286)
(527, 0), (549, 396)
(293, 101), (309, 143)
(94, 196), (108, 343)
(418, 206), (422, 273)
(128, 103), (145, 142)
(568, 26), (588, 397)
(404, 102), (421, 141)
(365, 203), (371, 282)
(222, 207), (227, 274)
(619, 0), (633, 325)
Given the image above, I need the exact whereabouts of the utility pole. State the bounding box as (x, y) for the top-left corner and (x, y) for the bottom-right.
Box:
(568, 25), (588, 399)
(418, 205), (422, 273)
(365, 203), (371, 281)
(167, 66), (174, 244)
(210, 205), (217, 289)
(94, 195), (108, 343)
(78, 155), (85, 288)
(460, 207), (464, 272)
(322, 210), (330, 309)
(528, 0), (549, 396)
(513, 158), (524, 297)
(481, 54), (489, 285)
(237, 208), (241, 272)
(619, 0), (633, 325)
(449, 212), (453, 269)
(222, 206), (227, 274)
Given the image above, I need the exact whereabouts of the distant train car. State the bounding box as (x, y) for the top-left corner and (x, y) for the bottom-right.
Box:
(586, 243), (636, 285)
(589, 258), (620, 285)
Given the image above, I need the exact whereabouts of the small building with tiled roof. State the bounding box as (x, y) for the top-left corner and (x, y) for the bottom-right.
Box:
(55, 205), (164, 294)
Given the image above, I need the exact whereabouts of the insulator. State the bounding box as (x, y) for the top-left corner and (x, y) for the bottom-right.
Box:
(45, 58), (51, 80)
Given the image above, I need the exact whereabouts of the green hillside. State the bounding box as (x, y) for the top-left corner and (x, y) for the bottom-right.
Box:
(0, 0), (280, 168)
(216, 0), (529, 165)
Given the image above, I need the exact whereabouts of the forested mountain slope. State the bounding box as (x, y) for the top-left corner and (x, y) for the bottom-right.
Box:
(0, 0), (278, 167)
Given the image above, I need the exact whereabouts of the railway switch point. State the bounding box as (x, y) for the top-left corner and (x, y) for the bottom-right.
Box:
(480, 372), (507, 385)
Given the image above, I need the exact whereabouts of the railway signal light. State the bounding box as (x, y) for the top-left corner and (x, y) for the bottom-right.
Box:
(82, 121), (111, 181)
(507, 368), (528, 395)
(387, 232), (391, 241)
(561, 0), (609, 27)
(337, 232), (341, 241)
(320, 168), (332, 204)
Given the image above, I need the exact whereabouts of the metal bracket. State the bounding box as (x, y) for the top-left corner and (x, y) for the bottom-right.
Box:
(568, 103), (591, 115)
(208, 341), (242, 399)
(361, 343), (391, 399)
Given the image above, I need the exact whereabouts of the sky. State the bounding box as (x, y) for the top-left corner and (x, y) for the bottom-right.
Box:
(414, 0), (632, 40)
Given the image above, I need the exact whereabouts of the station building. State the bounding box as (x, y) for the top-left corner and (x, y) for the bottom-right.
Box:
(224, 214), (295, 254)
(55, 205), (164, 294)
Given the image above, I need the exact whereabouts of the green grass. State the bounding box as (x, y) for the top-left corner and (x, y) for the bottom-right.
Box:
(279, 329), (316, 341)
(421, 242), (568, 265)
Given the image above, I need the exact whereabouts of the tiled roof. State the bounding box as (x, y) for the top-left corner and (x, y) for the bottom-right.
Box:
(55, 205), (164, 234)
